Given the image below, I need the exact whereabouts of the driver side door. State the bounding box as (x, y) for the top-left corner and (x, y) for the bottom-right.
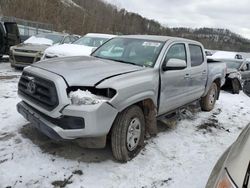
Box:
(0, 23), (6, 55)
(4, 22), (21, 53)
(159, 43), (193, 115)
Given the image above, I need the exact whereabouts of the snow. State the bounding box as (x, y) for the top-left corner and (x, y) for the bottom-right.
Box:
(211, 51), (242, 60)
(43, 44), (94, 58)
(69, 89), (107, 105)
(61, 0), (83, 9)
(42, 33), (116, 59)
(24, 36), (53, 46)
(1, 62), (250, 188)
(85, 33), (116, 39)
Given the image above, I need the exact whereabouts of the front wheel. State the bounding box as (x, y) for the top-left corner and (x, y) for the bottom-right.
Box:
(111, 105), (145, 162)
(201, 83), (218, 111)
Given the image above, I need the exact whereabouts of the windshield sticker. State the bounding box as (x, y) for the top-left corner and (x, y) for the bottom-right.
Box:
(142, 42), (161, 47)
(144, 61), (154, 67)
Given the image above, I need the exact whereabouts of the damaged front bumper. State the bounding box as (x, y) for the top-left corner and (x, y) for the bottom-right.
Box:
(17, 101), (118, 140)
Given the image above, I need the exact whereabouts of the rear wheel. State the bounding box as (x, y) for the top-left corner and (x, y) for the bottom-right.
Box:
(201, 83), (218, 111)
(111, 105), (145, 162)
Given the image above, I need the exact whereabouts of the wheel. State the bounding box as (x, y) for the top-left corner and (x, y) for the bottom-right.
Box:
(232, 79), (240, 94)
(111, 105), (145, 162)
(201, 83), (218, 111)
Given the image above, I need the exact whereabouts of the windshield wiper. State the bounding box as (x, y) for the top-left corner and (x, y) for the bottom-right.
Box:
(92, 56), (142, 67)
(112, 59), (140, 66)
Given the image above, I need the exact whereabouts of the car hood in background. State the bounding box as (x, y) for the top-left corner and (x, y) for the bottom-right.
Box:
(33, 56), (144, 86)
(226, 123), (250, 187)
(13, 43), (49, 52)
(226, 68), (238, 74)
(44, 44), (94, 57)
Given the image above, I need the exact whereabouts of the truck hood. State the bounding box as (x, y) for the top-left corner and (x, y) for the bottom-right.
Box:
(33, 56), (144, 86)
(44, 44), (94, 57)
(13, 43), (49, 52)
(226, 123), (250, 187)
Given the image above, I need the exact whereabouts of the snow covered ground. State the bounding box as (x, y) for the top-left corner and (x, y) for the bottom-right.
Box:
(0, 62), (250, 188)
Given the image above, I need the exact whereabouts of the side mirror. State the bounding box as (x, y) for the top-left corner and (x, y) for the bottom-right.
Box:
(162, 58), (187, 71)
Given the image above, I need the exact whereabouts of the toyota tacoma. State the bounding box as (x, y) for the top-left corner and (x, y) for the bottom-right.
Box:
(17, 35), (226, 162)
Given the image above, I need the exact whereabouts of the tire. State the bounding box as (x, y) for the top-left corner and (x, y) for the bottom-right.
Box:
(232, 79), (240, 94)
(201, 83), (218, 112)
(111, 105), (145, 162)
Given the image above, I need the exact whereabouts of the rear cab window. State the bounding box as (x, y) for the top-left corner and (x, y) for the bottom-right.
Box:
(189, 44), (204, 67)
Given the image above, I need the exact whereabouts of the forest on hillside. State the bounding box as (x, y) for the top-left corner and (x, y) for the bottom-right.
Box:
(1, 0), (250, 52)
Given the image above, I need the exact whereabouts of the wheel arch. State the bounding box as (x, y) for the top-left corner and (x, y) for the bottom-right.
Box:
(203, 77), (221, 99)
(109, 98), (158, 137)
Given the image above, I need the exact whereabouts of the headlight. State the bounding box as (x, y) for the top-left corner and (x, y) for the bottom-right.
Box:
(216, 169), (236, 188)
(69, 89), (108, 105)
(38, 51), (44, 56)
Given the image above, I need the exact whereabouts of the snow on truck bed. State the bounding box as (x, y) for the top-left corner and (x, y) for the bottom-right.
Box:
(1, 62), (250, 188)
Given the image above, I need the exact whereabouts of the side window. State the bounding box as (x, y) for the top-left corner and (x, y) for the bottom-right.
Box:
(63, 36), (71, 44)
(189, 44), (204, 67)
(165, 43), (187, 62)
(70, 36), (77, 43)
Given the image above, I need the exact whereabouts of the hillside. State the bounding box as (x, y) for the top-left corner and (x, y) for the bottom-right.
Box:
(0, 0), (250, 52)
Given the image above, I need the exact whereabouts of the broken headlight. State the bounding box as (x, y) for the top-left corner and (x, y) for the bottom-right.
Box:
(67, 87), (116, 105)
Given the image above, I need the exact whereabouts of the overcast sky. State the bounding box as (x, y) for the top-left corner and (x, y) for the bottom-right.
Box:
(104, 0), (250, 39)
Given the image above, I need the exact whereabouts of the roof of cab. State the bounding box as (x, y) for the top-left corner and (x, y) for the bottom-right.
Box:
(118, 35), (200, 43)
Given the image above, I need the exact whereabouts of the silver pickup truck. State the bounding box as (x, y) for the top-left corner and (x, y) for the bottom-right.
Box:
(17, 35), (226, 162)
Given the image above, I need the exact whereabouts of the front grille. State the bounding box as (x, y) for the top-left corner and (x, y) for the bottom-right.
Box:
(14, 49), (38, 53)
(18, 72), (59, 111)
(14, 55), (34, 64)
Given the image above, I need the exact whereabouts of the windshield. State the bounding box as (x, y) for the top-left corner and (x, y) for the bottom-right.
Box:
(35, 33), (64, 44)
(92, 38), (164, 67)
(74, 36), (110, 47)
(225, 61), (243, 69)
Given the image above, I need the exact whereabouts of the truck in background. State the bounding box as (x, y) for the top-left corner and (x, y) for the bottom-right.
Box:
(0, 21), (21, 59)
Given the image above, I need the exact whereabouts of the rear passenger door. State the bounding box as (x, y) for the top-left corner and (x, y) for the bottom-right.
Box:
(188, 44), (207, 99)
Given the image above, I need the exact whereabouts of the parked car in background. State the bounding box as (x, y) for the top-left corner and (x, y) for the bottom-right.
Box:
(42, 33), (116, 59)
(206, 123), (250, 188)
(17, 35), (226, 162)
(10, 33), (77, 68)
(211, 51), (243, 60)
(0, 21), (21, 58)
(211, 59), (250, 94)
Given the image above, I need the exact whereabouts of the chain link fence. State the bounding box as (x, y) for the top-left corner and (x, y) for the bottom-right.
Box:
(0, 16), (53, 36)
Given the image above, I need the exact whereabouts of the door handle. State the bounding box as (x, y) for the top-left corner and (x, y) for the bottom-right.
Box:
(202, 70), (207, 75)
(184, 74), (190, 79)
